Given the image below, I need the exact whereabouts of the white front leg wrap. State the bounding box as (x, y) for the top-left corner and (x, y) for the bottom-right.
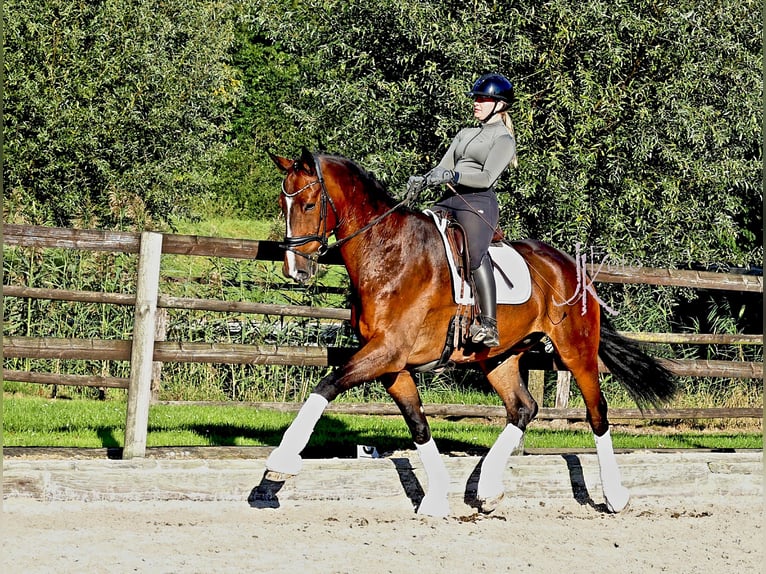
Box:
(594, 429), (630, 512)
(415, 438), (451, 517)
(477, 423), (523, 501)
(265, 393), (328, 475)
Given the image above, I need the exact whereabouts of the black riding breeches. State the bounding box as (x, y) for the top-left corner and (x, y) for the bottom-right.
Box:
(433, 190), (499, 270)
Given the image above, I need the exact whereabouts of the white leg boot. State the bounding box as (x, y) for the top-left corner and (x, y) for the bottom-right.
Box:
(415, 438), (451, 517)
(477, 423), (523, 512)
(265, 394), (328, 476)
(594, 429), (630, 512)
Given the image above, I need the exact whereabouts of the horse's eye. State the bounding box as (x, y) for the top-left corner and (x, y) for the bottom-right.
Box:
(304, 203), (316, 212)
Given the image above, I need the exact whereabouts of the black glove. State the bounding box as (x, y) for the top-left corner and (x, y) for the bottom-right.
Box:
(405, 175), (426, 203)
(425, 167), (456, 187)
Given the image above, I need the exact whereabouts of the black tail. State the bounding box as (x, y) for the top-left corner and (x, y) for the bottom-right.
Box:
(598, 314), (678, 409)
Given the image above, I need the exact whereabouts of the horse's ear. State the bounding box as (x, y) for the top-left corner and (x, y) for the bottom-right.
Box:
(268, 149), (293, 173)
(299, 146), (317, 176)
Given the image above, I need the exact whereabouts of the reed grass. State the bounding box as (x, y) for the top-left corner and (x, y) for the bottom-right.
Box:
(2, 216), (762, 434)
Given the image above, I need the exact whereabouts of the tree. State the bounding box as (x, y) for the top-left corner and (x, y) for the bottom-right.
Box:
(5, 0), (760, 269)
(3, 0), (243, 229)
(236, 0), (761, 267)
(511, 0), (762, 267)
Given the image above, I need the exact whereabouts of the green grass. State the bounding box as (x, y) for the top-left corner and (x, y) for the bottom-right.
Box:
(3, 395), (762, 453)
(172, 215), (277, 240)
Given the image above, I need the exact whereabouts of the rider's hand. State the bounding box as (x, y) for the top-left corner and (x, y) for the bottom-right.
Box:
(406, 175), (426, 203)
(425, 167), (456, 187)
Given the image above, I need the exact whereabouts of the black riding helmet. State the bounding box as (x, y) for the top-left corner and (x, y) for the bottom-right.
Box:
(467, 73), (514, 103)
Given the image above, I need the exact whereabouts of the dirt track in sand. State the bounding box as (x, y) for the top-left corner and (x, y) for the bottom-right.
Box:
(2, 450), (763, 574)
(4, 496), (762, 574)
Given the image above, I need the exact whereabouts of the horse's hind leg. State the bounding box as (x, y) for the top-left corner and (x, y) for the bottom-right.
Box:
(476, 354), (537, 512)
(384, 371), (451, 517)
(557, 342), (630, 513)
(593, 423), (629, 512)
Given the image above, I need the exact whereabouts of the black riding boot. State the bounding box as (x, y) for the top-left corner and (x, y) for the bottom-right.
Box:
(469, 256), (500, 347)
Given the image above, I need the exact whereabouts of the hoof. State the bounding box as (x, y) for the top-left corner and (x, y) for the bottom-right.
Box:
(604, 487), (630, 513)
(477, 492), (505, 514)
(417, 493), (451, 518)
(249, 471), (289, 508)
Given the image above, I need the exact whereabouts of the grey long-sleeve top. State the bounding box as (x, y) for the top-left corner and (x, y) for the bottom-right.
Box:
(436, 120), (516, 191)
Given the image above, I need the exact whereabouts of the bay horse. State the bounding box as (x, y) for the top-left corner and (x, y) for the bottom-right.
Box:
(263, 147), (676, 516)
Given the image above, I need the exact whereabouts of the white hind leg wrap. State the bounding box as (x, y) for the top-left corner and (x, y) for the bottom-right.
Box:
(594, 429), (630, 512)
(477, 423), (523, 501)
(266, 394), (328, 475)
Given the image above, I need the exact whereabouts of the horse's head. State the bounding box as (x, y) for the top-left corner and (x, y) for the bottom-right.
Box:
(270, 147), (340, 283)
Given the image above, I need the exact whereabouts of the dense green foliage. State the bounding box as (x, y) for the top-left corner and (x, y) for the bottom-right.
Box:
(3, 0), (762, 409)
(4, 0), (243, 229)
(4, 0), (761, 268)
(232, 0), (762, 267)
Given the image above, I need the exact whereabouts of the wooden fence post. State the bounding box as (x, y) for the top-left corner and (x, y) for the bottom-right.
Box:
(555, 371), (571, 408)
(527, 370), (545, 407)
(123, 232), (163, 459)
(552, 371), (572, 427)
(150, 308), (168, 402)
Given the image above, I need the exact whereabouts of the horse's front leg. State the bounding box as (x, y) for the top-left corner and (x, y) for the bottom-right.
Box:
(264, 392), (328, 476)
(265, 339), (410, 478)
(263, 365), (351, 477)
(384, 371), (451, 517)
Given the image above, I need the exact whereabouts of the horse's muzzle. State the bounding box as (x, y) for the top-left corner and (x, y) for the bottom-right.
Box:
(283, 256), (318, 284)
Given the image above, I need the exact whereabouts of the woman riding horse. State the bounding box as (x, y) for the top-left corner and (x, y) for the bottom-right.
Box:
(408, 73), (518, 347)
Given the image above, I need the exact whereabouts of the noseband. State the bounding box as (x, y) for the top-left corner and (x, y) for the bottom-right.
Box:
(280, 153), (339, 259)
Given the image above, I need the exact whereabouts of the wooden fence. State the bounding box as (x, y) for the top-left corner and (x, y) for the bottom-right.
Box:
(2, 224), (763, 458)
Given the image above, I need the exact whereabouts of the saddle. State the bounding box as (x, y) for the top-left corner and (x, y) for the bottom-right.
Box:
(424, 209), (531, 306)
(414, 210), (533, 372)
(440, 212), (506, 276)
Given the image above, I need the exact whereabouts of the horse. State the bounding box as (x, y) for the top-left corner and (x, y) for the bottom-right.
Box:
(261, 147), (677, 516)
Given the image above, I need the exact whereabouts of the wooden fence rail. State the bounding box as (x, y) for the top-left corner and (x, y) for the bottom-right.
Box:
(5, 224), (763, 290)
(3, 336), (763, 378)
(3, 224), (763, 458)
(154, 400), (764, 421)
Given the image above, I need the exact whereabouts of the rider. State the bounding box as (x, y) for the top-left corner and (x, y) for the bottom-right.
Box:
(408, 73), (518, 347)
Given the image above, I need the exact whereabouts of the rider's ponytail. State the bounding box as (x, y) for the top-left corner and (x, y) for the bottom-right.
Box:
(501, 112), (519, 169)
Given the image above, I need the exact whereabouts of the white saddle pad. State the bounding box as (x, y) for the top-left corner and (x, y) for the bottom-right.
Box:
(424, 210), (532, 306)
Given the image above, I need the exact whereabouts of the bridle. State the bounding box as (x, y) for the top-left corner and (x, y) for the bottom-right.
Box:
(280, 153), (407, 261)
(280, 153), (339, 258)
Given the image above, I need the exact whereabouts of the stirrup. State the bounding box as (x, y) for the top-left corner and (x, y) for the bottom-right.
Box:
(470, 316), (499, 347)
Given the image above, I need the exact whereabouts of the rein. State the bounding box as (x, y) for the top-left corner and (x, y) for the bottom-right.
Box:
(281, 153), (407, 261)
